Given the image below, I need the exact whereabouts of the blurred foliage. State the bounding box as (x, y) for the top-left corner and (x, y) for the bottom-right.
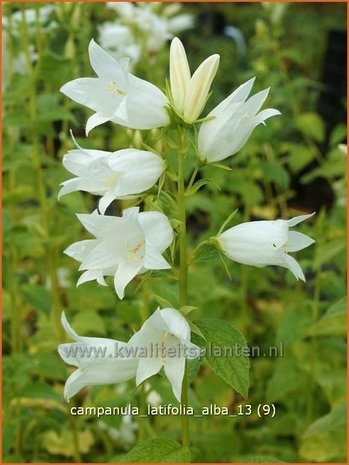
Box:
(2, 2), (346, 463)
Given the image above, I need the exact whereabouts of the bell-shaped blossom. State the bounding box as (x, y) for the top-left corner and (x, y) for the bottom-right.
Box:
(198, 77), (281, 163)
(65, 208), (173, 299)
(58, 312), (138, 401)
(170, 37), (220, 123)
(217, 213), (315, 281)
(60, 39), (169, 135)
(58, 143), (165, 214)
(128, 307), (200, 401)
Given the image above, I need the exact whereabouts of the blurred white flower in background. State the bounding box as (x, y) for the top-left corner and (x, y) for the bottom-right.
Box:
(98, 23), (141, 66)
(98, 416), (137, 448)
(99, 2), (193, 69)
(65, 207), (173, 299)
(217, 213), (315, 281)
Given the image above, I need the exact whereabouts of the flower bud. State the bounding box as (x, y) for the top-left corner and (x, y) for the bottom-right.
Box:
(183, 54), (220, 123)
(170, 37), (191, 114)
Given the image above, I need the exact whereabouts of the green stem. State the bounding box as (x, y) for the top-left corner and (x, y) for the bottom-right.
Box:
(21, 6), (62, 340)
(138, 281), (150, 443)
(138, 384), (147, 443)
(177, 127), (190, 448)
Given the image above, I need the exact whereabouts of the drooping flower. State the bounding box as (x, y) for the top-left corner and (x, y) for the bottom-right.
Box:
(128, 307), (200, 401)
(58, 312), (138, 401)
(60, 39), (169, 135)
(65, 208), (173, 299)
(58, 142), (165, 214)
(198, 77), (281, 163)
(169, 37), (220, 123)
(217, 213), (315, 281)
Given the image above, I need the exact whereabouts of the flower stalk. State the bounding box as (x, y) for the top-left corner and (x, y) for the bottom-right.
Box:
(177, 126), (190, 448)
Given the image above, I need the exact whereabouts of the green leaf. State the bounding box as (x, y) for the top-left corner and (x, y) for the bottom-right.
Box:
(314, 239), (345, 268)
(329, 123), (347, 146)
(72, 311), (106, 336)
(21, 285), (51, 315)
(194, 319), (249, 398)
(231, 455), (285, 463)
(266, 360), (303, 403)
(152, 293), (175, 309)
(180, 305), (198, 316)
(306, 297), (347, 336)
(185, 178), (220, 197)
(211, 162), (233, 171)
(300, 402), (346, 462)
(295, 112), (325, 143)
(192, 241), (219, 263)
(287, 144), (316, 173)
(259, 160), (290, 190)
(218, 208), (239, 234)
(123, 437), (190, 463)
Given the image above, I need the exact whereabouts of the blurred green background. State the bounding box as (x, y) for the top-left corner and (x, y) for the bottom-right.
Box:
(2, 2), (347, 463)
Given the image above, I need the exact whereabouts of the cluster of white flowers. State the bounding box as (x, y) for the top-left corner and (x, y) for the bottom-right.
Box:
(98, 2), (193, 69)
(59, 36), (314, 402)
(2, 5), (56, 89)
(58, 308), (199, 402)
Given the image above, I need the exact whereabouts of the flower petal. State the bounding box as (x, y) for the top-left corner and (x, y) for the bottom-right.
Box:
(164, 355), (185, 402)
(60, 77), (100, 109)
(288, 212), (316, 227)
(58, 178), (81, 199)
(86, 113), (111, 136)
(135, 357), (163, 386)
(77, 269), (107, 287)
(88, 39), (128, 89)
(98, 189), (116, 215)
(144, 243), (171, 270)
(284, 254), (306, 281)
(64, 239), (100, 262)
(113, 260), (143, 299)
(138, 211), (173, 252)
(287, 231), (315, 252)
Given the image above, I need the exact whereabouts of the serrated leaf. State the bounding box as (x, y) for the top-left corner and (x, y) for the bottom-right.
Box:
(194, 319), (249, 398)
(123, 437), (190, 463)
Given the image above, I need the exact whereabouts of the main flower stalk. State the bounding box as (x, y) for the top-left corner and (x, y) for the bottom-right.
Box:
(177, 126), (190, 447)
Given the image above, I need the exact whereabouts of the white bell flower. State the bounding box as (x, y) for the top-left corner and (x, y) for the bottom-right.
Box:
(58, 142), (165, 214)
(60, 39), (170, 135)
(217, 213), (315, 281)
(58, 312), (138, 401)
(198, 77), (281, 163)
(170, 37), (220, 123)
(128, 307), (200, 402)
(65, 208), (173, 299)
